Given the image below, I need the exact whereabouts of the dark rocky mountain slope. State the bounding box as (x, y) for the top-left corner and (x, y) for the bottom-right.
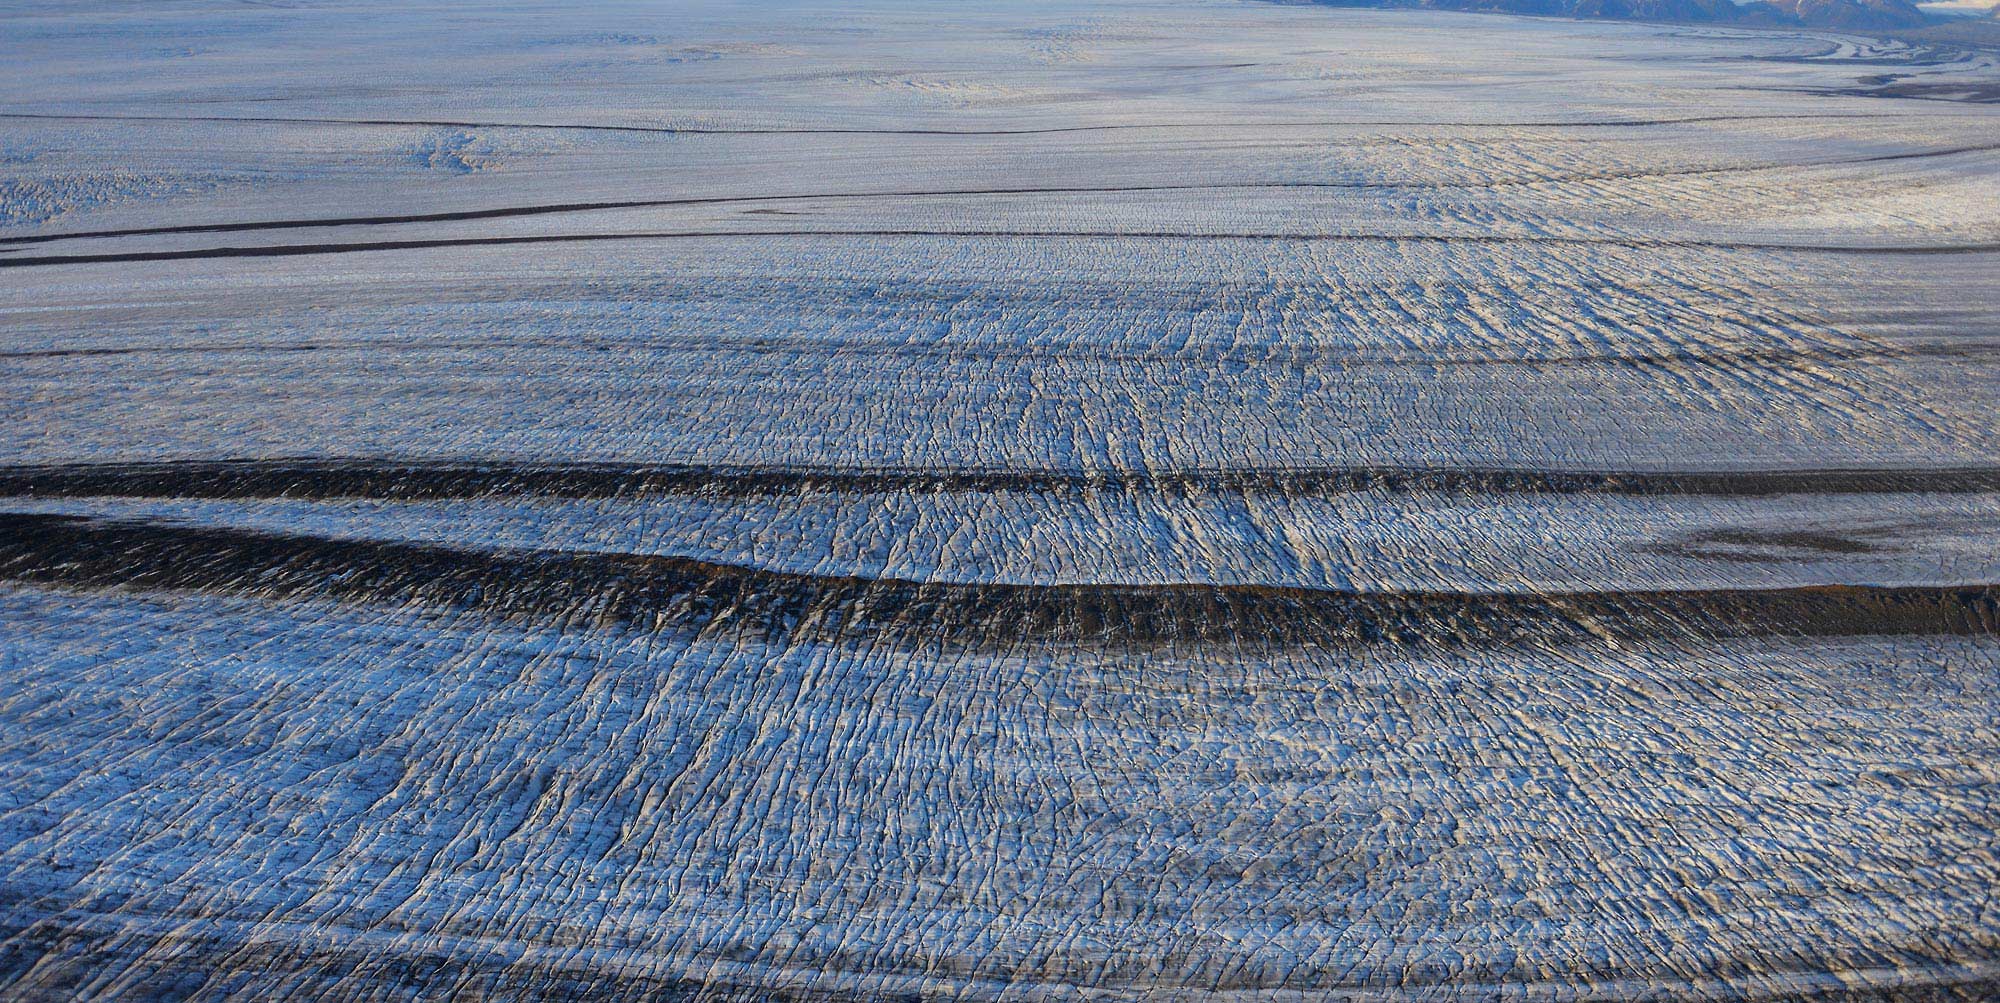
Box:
(1310, 0), (1934, 30)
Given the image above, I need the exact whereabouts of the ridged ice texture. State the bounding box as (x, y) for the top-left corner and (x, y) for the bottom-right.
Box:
(2, 0), (1999, 1000)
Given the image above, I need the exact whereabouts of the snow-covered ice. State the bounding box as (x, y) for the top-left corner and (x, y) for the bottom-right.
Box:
(2, 0), (1998, 999)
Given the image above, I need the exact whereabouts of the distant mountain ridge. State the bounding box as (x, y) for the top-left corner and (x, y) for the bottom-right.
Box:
(1310, 0), (1935, 30)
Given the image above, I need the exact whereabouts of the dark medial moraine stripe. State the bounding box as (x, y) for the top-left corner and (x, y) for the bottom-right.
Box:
(1, 458), (1997, 501)
(0, 513), (1990, 648)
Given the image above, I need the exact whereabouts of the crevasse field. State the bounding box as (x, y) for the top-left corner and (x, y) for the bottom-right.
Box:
(2, 0), (1999, 1000)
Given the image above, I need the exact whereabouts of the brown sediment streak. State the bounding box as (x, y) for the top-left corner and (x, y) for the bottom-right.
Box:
(2, 229), (1993, 268)
(7, 140), (1998, 249)
(0, 341), (1956, 367)
(0, 513), (1990, 646)
(1, 458), (1997, 501)
(0, 109), (1901, 137)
